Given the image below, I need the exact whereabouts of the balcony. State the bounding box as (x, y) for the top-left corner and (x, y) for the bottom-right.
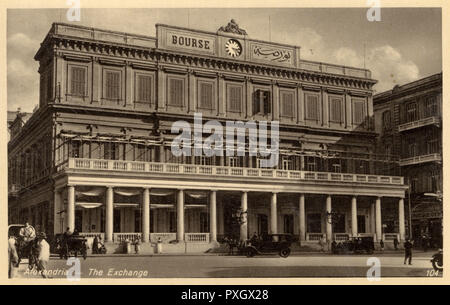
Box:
(399, 153), (442, 166)
(63, 158), (404, 185)
(398, 116), (440, 132)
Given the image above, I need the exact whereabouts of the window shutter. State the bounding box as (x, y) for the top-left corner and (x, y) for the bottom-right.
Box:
(138, 75), (151, 102)
(170, 79), (183, 106)
(330, 98), (342, 123)
(281, 92), (294, 117)
(200, 83), (213, 109)
(229, 86), (241, 112)
(106, 71), (120, 100)
(353, 100), (365, 124)
(306, 95), (319, 120)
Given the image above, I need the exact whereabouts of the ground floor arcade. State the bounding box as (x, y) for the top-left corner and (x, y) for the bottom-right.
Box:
(53, 185), (406, 245)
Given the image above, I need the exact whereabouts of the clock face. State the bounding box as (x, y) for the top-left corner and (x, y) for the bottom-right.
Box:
(225, 39), (242, 57)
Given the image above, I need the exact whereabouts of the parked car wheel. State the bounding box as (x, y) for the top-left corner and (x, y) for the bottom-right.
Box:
(279, 248), (291, 258)
(432, 257), (443, 272)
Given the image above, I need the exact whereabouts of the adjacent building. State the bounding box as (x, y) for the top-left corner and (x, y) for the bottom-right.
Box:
(8, 21), (407, 252)
(374, 73), (442, 247)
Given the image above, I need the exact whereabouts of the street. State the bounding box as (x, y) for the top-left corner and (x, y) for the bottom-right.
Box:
(13, 251), (440, 279)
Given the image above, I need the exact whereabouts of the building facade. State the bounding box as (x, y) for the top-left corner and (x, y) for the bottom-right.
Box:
(8, 21), (407, 252)
(374, 73), (443, 247)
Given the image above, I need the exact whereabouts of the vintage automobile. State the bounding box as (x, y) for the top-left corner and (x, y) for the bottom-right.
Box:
(55, 233), (88, 260)
(431, 249), (443, 272)
(332, 236), (375, 254)
(243, 234), (293, 258)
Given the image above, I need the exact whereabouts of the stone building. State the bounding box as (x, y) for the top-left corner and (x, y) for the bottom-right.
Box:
(374, 73), (442, 247)
(8, 21), (407, 252)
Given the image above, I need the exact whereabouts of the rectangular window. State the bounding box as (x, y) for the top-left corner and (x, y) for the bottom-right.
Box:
(169, 78), (184, 106)
(283, 214), (294, 234)
(200, 212), (208, 233)
(306, 157), (317, 172)
(105, 71), (120, 100)
(199, 82), (213, 109)
(282, 158), (293, 170)
(228, 157), (240, 167)
(307, 213), (322, 233)
(382, 111), (391, 130)
(137, 75), (152, 102)
(406, 102), (417, 122)
(70, 141), (81, 158)
(169, 211), (177, 233)
(425, 96), (437, 117)
(353, 100), (366, 124)
(281, 92), (294, 117)
(228, 85), (242, 112)
(305, 94), (319, 120)
(329, 97), (342, 123)
(104, 142), (117, 160)
(71, 67), (86, 97)
(253, 89), (271, 115)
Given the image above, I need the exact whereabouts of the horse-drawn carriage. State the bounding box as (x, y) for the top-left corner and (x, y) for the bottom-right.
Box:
(8, 224), (40, 269)
(54, 233), (88, 260)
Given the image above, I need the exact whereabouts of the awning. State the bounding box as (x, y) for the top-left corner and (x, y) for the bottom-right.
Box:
(75, 202), (103, 209)
(185, 190), (208, 199)
(114, 188), (141, 197)
(76, 187), (105, 197)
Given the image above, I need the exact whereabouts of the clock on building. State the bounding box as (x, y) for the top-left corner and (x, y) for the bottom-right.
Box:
(225, 39), (242, 57)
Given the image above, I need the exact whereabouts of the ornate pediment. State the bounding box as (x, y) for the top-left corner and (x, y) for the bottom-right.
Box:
(218, 19), (247, 35)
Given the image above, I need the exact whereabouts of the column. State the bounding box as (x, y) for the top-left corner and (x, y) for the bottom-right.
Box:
(210, 190), (217, 242)
(270, 192), (278, 234)
(217, 198), (224, 237)
(326, 195), (332, 242)
(299, 194), (306, 242)
(240, 191), (248, 242)
(159, 143), (165, 163)
(177, 189), (184, 241)
(375, 197), (382, 241)
(398, 198), (405, 241)
(105, 186), (114, 242)
(67, 185), (75, 233)
(54, 189), (62, 234)
(370, 201), (376, 234)
(351, 196), (358, 237)
(142, 188), (150, 243)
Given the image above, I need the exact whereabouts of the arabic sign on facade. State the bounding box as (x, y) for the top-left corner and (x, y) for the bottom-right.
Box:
(250, 42), (294, 65)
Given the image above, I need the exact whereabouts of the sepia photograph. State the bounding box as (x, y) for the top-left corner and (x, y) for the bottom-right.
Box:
(2, 0), (446, 287)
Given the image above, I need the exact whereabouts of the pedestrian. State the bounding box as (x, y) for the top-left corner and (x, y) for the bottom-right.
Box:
(8, 235), (19, 279)
(422, 235), (428, 252)
(319, 236), (326, 252)
(380, 239), (384, 252)
(134, 237), (141, 254)
(92, 236), (99, 254)
(404, 239), (413, 265)
(393, 238), (398, 250)
(36, 233), (50, 278)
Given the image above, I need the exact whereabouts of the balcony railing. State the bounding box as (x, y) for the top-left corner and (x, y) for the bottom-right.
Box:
(65, 158), (404, 185)
(399, 153), (442, 166)
(306, 233), (325, 241)
(185, 233), (210, 243)
(398, 116), (440, 132)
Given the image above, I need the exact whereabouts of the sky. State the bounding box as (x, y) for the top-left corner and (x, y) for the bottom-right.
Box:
(7, 8), (442, 112)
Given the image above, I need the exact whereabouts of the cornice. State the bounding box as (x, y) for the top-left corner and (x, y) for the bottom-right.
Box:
(39, 35), (376, 92)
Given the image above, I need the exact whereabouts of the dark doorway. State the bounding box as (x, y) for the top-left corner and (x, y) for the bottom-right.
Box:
(113, 209), (121, 232)
(223, 195), (241, 239)
(283, 214), (294, 234)
(75, 210), (83, 233)
(258, 214), (269, 236)
(333, 213), (346, 233)
(357, 215), (366, 233)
